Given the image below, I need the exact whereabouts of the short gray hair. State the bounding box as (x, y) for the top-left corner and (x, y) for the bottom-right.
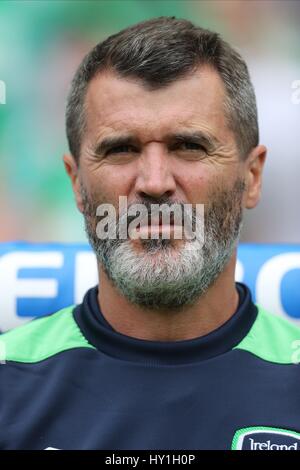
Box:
(66, 16), (259, 162)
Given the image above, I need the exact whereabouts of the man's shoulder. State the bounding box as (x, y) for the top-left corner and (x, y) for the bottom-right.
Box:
(0, 305), (95, 364)
(235, 304), (300, 365)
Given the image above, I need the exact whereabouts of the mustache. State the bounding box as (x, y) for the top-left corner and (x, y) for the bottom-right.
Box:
(82, 191), (200, 225)
(119, 199), (197, 226)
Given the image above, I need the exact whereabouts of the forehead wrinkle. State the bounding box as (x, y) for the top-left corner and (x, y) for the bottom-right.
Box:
(85, 65), (228, 134)
(90, 111), (225, 148)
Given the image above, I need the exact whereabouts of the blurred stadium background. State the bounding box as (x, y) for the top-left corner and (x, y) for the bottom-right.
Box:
(0, 0), (299, 243)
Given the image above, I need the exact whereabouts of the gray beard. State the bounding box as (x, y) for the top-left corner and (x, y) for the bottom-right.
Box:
(82, 179), (245, 311)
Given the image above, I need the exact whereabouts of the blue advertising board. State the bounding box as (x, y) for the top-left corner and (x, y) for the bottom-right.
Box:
(0, 242), (299, 331)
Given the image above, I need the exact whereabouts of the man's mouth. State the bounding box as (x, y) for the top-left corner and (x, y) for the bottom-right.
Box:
(133, 213), (183, 238)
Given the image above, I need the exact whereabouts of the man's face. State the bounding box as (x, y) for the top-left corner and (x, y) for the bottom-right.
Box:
(65, 66), (262, 310)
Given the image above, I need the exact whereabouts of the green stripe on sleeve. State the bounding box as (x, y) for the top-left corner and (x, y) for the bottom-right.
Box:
(0, 306), (95, 363)
(234, 305), (300, 364)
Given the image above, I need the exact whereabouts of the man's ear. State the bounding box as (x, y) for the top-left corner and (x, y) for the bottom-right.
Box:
(63, 154), (84, 213)
(243, 144), (267, 209)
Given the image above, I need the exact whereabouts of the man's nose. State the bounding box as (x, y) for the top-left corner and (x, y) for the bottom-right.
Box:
(134, 143), (177, 199)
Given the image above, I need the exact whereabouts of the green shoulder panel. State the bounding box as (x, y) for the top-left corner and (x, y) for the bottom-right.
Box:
(234, 305), (300, 364)
(0, 306), (96, 363)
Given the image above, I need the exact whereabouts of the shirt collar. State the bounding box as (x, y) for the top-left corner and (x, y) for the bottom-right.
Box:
(73, 282), (258, 365)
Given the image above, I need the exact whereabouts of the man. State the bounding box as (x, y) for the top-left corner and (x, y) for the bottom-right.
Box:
(1, 17), (300, 451)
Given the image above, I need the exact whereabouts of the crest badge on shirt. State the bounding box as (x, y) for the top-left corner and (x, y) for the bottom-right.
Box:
(232, 426), (300, 450)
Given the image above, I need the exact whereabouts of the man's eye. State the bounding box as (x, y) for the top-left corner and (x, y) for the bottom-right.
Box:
(106, 145), (135, 155)
(179, 141), (205, 151)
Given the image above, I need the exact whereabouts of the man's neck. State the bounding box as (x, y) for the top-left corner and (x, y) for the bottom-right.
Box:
(97, 253), (239, 342)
